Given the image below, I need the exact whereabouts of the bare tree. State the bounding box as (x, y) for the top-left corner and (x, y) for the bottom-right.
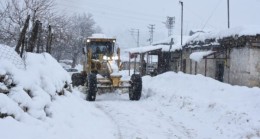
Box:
(69, 13), (96, 67)
(15, 15), (30, 54)
(1, 0), (101, 67)
(0, 0), (55, 46)
(27, 20), (40, 52)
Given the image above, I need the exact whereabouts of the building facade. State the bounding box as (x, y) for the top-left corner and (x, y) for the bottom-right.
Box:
(182, 35), (260, 87)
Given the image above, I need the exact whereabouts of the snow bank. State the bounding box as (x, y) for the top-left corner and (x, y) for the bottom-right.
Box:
(142, 72), (260, 139)
(0, 49), (71, 120)
(0, 46), (117, 139)
(0, 45), (118, 139)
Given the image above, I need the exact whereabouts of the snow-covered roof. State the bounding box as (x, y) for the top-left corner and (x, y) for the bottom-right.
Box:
(153, 35), (191, 46)
(88, 34), (115, 39)
(124, 45), (163, 54)
(186, 25), (260, 45)
(189, 50), (215, 62)
(124, 35), (192, 54)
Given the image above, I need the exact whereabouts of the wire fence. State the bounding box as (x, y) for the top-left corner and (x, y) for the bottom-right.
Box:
(0, 45), (26, 70)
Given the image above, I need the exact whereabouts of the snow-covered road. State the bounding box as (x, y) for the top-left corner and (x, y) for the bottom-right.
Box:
(94, 93), (189, 139)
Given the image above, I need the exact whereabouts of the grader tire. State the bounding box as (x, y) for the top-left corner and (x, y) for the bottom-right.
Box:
(86, 73), (97, 101)
(71, 73), (86, 87)
(129, 74), (142, 101)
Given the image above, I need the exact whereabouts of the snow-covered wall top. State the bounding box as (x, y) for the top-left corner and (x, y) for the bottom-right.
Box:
(186, 25), (260, 45)
(190, 50), (215, 62)
(0, 44), (25, 70)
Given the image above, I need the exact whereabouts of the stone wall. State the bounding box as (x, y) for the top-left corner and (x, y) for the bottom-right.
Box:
(228, 47), (260, 87)
(249, 48), (260, 87)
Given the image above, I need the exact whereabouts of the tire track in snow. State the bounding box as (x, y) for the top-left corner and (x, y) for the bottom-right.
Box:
(92, 92), (196, 139)
(95, 104), (123, 139)
(94, 100), (182, 139)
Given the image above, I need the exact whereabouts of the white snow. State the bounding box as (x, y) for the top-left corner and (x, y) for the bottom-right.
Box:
(74, 64), (83, 72)
(1, 44), (260, 139)
(190, 50), (214, 62)
(0, 44), (25, 69)
(0, 45), (117, 139)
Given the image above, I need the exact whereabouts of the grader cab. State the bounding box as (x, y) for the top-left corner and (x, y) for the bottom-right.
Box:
(72, 34), (142, 101)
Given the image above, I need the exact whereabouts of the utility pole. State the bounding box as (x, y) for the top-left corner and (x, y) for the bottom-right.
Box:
(227, 0), (230, 28)
(137, 29), (139, 47)
(164, 16), (175, 37)
(179, 1), (183, 72)
(130, 28), (140, 47)
(148, 24), (155, 45)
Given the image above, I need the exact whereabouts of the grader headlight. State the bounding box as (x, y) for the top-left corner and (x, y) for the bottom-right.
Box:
(103, 55), (108, 60)
(103, 55), (107, 60)
(112, 55), (119, 60)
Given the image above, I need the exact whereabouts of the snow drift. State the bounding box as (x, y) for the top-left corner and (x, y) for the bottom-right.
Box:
(0, 44), (71, 120)
(142, 72), (260, 139)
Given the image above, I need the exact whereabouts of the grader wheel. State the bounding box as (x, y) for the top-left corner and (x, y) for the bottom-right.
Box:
(86, 73), (97, 101)
(129, 74), (142, 101)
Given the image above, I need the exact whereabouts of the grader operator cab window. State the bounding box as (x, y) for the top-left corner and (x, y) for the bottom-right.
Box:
(87, 41), (114, 59)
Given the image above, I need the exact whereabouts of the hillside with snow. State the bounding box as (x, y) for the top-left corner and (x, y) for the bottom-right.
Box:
(0, 45), (260, 139)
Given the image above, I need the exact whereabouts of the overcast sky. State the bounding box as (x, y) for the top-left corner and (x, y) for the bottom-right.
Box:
(57, 0), (260, 47)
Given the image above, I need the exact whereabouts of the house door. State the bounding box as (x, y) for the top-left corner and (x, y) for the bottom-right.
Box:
(216, 61), (224, 82)
(182, 59), (186, 73)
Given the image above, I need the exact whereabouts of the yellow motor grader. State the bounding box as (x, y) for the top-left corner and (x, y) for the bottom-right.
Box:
(72, 35), (142, 101)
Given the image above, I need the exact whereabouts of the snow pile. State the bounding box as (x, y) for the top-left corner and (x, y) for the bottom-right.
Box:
(190, 50), (214, 62)
(0, 91), (117, 139)
(0, 45), (117, 139)
(0, 50), (71, 120)
(110, 60), (120, 74)
(0, 44), (25, 69)
(142, 72), (260, 139)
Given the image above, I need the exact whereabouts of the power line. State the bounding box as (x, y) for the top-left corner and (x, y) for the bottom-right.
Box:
(58, 2), (164, 23)
(201, 0), (224, 30)
(62, 0), (164, 19)
(129, 28), (140, 47)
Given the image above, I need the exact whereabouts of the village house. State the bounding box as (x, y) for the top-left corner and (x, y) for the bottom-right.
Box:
(123, 26), (260, 88)
(182, 26), (260, 87)
(123, 35), (186, 76)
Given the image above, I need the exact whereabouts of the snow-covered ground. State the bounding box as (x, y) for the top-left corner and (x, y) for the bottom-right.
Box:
(1, 45), (260, 139)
